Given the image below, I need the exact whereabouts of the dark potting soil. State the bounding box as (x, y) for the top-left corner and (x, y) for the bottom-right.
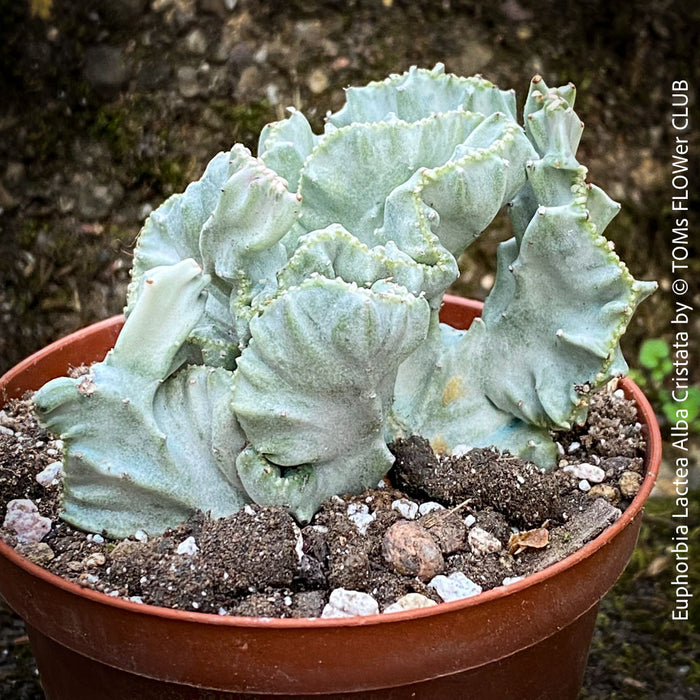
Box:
(0, 384), (647, 618)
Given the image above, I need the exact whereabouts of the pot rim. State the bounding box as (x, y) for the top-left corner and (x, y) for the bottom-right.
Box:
(0, 299), (661, 631)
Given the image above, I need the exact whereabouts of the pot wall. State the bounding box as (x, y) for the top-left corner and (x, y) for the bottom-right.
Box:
(0, 296), (661, 699)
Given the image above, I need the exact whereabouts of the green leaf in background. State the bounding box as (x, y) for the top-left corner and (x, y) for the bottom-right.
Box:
(662, 386), (700, 429)
(638, 338), (671, 370)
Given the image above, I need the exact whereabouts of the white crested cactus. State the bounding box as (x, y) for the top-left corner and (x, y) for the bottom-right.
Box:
(33, 65), (655, 537)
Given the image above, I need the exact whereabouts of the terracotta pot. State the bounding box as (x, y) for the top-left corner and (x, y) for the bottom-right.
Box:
(0, 295), (661, 700)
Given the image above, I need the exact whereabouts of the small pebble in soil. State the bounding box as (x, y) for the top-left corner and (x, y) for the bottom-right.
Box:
(468, 526), (502, 556)
(382, 520), (445, 581)
(347, 502), (376, 535)
(36, 461), (64, 487)
(3, 499), (52, 544)
(420, 512), (467, 555)
(419, 502), (445, 515)
(619, 471), (643, 498)
(383, 592), (437, 614)
(564, 463), (606, 483)
(391, 498), (419, 520)
(321, 588), (379, 618)
(587, 483), (621, 505)
(176, 536), (199, 556)
(84, 552), (106, 567)
(429, 572), (483, 602)
(0, 410), (17, 429)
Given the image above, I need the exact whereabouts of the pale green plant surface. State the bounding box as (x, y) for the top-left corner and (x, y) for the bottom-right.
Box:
(34, 65), (655, 537)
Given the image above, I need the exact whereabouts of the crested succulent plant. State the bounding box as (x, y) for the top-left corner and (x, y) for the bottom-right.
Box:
(34, 65), (656, 537)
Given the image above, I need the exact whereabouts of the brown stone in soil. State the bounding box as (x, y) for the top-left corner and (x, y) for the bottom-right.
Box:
(419, 511), (467, 555)
(110, 538), (145, 561)
(587, 483), (621, 505)
(382, 520), (445, 582)
(618, 471), (643, 498)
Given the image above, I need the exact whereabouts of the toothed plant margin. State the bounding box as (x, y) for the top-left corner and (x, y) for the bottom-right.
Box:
(33, 65), (656, 537)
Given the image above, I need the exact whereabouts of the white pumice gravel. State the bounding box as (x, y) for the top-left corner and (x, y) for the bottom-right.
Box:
(35, 461), (64, 487)
(321, 588), (379, 618)
(176, 536), (199, 556)
(564, 463), (606, 483)
(383, 593), (437, 614)
(391, 498), (419, 520)
(451, 444), (471, 458)
(502, 576), (525, 586)
(468, 526), (502, 555)
(347, 503), (376, 535)
(134, 530), (149, 543)
(578, 479), (592, 492)
(428, 572), (482, 602)
(464, 514), (477, 528)
(293, 524), (305, 562)
(418, 502), (445, 516)
(3, 499), (52, 544)
(0, 410), (16, 429)
(347, 503), (366, 515)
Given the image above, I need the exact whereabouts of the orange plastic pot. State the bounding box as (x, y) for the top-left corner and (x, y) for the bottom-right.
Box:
(0, 295), (661, 699)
